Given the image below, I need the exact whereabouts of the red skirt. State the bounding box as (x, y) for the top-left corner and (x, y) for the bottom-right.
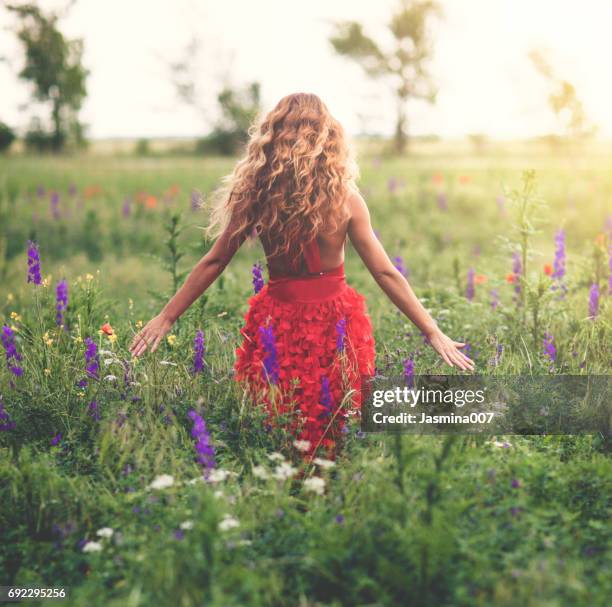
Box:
(234, 268), (375, 458)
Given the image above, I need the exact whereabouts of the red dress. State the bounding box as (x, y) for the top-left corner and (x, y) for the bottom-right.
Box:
(234, 237), (376, 459)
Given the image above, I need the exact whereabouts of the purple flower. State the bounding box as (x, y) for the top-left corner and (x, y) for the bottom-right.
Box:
(84, 337), (100, 380)
(252, 262), (264, 294)
(174, 529), (185, 540)
(403, 357), (415, 389)
(588, 283), (599, 319)
(50, 432), (62, 446)
(512, 251), (522, 301)
(190, 189), (202, 212)
(437, 192), (448, 211)
(489, 343), (504, 367)
(1, 324), (23, 377)
(393, 255), (408, 278)
(55, 279), (69, 327)
(490, 288), (499, 310)
(187, 409), (216, 478)
(511, 478), (521, 489)
(319, 375), (332, 418)
(258, 325), (279, 384)
(27, 240), (42, 285)
(336, 318), (346, 353)
(0, 395), (16, 431)
(121, 197), (131, 218)
(50, 191), (60, 220)
(36, 185), (45, 198)
(552, 229), (566, 280)
(191, 330), (205, 374)
(466, 267), (475, 301)
(335, 514), (345, 524)
(88, 400), (101, 421)
(543, 332), (556, 363)
(68, 184), (77, 196)
(387, 177), (398, 194)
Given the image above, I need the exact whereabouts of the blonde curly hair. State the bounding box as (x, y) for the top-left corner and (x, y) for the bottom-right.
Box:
(206, 92), (358, 269)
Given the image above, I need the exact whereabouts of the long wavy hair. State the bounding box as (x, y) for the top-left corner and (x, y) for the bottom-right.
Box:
(206, 92), (358, 268)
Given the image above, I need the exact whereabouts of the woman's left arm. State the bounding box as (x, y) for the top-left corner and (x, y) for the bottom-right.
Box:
(129, 221), (246, 357)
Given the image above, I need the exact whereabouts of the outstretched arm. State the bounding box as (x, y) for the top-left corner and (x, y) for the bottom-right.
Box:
(129, 219), (246, 357)
(347, 189), (474, 372)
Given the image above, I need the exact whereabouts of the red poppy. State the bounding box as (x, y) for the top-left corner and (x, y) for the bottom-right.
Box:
(543, 263), (553, 276)
(100, 322), (114, 335)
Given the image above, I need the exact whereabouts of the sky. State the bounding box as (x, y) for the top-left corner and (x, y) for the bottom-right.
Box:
(1, 0), (611, 140)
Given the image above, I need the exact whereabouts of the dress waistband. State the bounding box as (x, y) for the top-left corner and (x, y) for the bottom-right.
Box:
(267, 263), (346, 303)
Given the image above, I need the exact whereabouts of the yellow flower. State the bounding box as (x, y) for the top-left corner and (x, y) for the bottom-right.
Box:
(166, 334), (177, 346)
(108, 333), (118, 343)
(43, 331), (54, 346)
(128, 298), (134, 310)
(44, 368), (51, 376)
(85, 273), (94, 282)
(77, 391), (85, 398)
(10, 325), (18, 332)
(73, 335), (83, 343)
(42, 275), (51, 287)
(7, 293), (13, 302)
(10, 311), (21, 321)
(77, 276), (83, 283)
(136, 320), (143, 329)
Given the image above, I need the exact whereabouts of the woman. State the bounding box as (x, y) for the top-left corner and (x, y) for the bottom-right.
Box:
(129, 93), (474, 458)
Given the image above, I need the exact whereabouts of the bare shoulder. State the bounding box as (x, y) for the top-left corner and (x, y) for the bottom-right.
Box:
(345, 185), (369, 219)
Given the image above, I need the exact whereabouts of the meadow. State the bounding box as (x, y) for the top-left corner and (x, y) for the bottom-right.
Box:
(0, 140), (610, 606)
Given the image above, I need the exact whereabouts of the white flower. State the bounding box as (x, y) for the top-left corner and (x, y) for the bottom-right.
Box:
(187, 477), (204, 485)
(252, 465), (269, 479)
(218, 515), (240, 531)
(180, 520), (194, 530)
(82, 541), (103, 552)
(104, 374), (117, 382)
(267, 452), (285, 462)
(103, 358), (114, 367)
(99, 349), (114, 357)
(293, 439), (311, 453)
(491, 440), (512, 449)
(207, 469), (233, 483)
(159, 360), (177, 366)
(96, 527), (114, 539)
(148, 474), (175, 490)
(303, 476), (326, 496)
(313, 457), (335, 469)
(214, 490), (224, 499)
(273, 462), (297, 481)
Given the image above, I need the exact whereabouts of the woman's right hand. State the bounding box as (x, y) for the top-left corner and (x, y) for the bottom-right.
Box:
(426, 329), (475, 372)
(129, 313), (174, 358)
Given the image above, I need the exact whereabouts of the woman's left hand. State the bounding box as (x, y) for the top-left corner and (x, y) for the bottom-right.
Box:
(129, 313), (174, 357)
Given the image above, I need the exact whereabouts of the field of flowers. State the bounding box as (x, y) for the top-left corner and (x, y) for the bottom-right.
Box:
(0, 143), (610, 606)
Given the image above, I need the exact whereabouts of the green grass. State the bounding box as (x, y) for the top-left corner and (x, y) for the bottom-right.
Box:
(0, 143), (610, 606)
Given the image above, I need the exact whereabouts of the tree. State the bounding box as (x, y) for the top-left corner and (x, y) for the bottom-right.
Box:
(330, 0), (441, 154)
(7, 2), (88, 152)
(0, 122), (16, 153)
(528, 49), (596, 142)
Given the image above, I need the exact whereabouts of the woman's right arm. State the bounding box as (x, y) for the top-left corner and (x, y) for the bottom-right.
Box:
(346, 189), (474, 372)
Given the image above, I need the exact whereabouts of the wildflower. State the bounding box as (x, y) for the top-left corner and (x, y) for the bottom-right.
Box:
(135, 320), (143, 329)
(148, 474), (175, 490)
(180, 520), (194, 530)
(267, 452), (285, 462)
(505, 273), (516, 284)
(258, 325), (279, 384)
(187, 409), (216, 478)
(293, 439), (311, 452)
(26, 240), (42, 285)
(403, 357), (415, 389)
(336, 318), (346, 353)
(393, 255), (408, 277)
(588, 283), (599, 319)
(10, 312), (20, 322)
(387, 177), (398, 194)
(1, 324), (23, 377)
(190, 189), (202, 212)
(511, 252), (522, 301)
(319, 376), (333, 418)
(96, 527), (114, 539)
(490, 288), (499, 311)
(43, 332), (53, 346)
(0, 396), (16, 431)
(511, 478), (521, 489)
(313, 457), (335, 469)
(55, 279), (68, 327)
(84, 337), (100, 379)
(466, 267), (475, 301)
(273, 461), (297, 480)
(88, 400), (101, 421)
(84, 273), (94, 282)
(303, 476), (326, 495)
(252, 262), (265, 294)
(218, 515), (240, 531)
(166, 334), (176, 346)
(432, 173), (443, 185)
(100, 322), (113, 336)
(335, 514), (345, 524)
(543, 263), (553, 276)
(489, 343), (504, 367)
(207, 469), (233, 483)
(252, 465), (269, 479)
(50, 191), (60, 220)
(82, 541), (103, 553)
(437, 192), (448, 211)
(543, 332), (556, 363)
(50, 432), (62, 446)
(191, 330), (205, 374)
(474, 273), (487, 284)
